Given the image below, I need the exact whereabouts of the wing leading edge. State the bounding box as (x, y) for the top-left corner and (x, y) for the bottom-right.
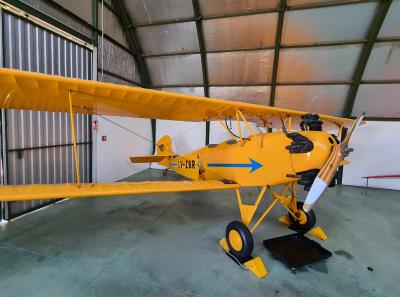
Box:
(0, 68), (355, 128)
(0, 180), (240, 201)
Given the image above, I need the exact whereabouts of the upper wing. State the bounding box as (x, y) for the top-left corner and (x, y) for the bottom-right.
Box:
(0, 180), (240, 201)
(0, 68), (355, 128)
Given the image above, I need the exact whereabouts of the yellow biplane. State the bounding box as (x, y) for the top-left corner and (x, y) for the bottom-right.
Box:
(0, 68), (364, 278)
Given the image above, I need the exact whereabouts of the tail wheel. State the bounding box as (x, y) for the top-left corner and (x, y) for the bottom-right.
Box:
(288, 201), (316, 232)
(226, 221), (254, 260)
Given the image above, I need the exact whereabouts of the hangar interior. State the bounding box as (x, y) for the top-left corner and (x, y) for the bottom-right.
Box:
(0, 0), (399, 296)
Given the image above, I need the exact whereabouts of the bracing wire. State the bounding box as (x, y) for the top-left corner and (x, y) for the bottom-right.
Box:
(95, 115), (229, 181)
(96, 115), (153, 143)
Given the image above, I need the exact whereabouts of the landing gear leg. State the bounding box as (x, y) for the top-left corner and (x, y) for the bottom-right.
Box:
(278, 188), (328, 240)
(219, 187), (270, 278)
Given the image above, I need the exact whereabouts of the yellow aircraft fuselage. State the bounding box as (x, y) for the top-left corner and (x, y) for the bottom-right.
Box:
(163, 131), (336, 187)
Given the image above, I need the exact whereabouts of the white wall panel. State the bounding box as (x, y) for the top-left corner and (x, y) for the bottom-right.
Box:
(153, 87), (205, 169)
(343, 121), (400, 190)
(153, 120), (206, 170)
(96, 116), (152, 182)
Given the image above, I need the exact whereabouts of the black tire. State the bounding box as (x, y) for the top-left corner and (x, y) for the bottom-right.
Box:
(288, 202), (316, 232)
(225, 221), (254, 260)
(162, 169), (168, 176)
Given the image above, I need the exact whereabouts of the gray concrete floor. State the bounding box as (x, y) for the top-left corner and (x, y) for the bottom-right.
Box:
(0, 169), (399, 297)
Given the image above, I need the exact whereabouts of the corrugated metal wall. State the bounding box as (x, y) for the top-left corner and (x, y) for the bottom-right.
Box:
(1, 12), (93, 219)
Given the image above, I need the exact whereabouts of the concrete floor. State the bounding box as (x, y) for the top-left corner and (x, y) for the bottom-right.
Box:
(0, 169), (399, 297)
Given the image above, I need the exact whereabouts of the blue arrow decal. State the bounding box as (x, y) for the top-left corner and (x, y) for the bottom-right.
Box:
(208, 158), (263, 173)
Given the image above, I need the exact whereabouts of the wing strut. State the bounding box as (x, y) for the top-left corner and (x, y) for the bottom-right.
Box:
(68, 91), (81, 186)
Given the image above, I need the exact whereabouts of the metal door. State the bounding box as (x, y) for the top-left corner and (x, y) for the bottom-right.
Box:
(1, 12), (93, 219)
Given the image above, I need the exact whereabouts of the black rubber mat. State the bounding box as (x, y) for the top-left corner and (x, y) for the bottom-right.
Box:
(263, 233), (332, 268)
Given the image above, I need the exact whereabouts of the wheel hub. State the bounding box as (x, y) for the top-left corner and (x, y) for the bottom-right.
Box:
(295, 210), (308, 225)
(228, 230), (243, 252)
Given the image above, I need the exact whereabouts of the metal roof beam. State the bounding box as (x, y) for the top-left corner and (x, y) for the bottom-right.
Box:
(343, 0), (393, 117)
(269, 0), (286, 107)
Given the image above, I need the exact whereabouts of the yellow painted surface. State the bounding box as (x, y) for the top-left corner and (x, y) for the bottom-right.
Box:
(68, 91), (81, 185)
(239, 204), (258, 227)
(279, 215), (328, 240)
(297, 210), (308, 225)
(228, 230), (243, 252)
(130, 156), (169, 163)
(236, 186), (267, 227)
(168, 131), (336, 187)
(290, 131), (335, 173)
(219, 238), (230, 252)
(196, 133), (295, 186)
(169, 153), (200, 180)
(243, 257), (268, 278)
(278, 215), (291, 225)
(0, 181), (239, 201)
(156, 135), (173, 156)
(0, 68), (355, 129)
(340, 159), (351, 166)
(308, 226), (328, 241)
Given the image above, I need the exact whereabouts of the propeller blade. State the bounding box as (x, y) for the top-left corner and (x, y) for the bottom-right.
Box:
(303, 112), (365, 212)
(303, 145), (342, 212)
(343, 112), (365, 145)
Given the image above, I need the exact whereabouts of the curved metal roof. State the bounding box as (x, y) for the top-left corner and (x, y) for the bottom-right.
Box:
(113, 0), (400, 119)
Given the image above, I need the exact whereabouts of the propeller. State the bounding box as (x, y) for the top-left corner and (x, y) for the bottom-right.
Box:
(303, 112), (365, 212)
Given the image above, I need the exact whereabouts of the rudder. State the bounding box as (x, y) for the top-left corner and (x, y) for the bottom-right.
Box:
(156, 135), (174, 156)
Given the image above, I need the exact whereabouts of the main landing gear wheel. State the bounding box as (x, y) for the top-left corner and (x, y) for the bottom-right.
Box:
(288, 201), (316, 233)
(226, 221), (254, 260)
(162, 169), (168, 176)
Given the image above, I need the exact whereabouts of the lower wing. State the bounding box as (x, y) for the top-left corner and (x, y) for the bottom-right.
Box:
(0, 180), (239, 201)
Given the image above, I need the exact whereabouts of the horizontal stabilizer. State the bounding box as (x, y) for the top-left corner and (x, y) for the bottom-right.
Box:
(0, 180), (240, 201)
(130, 155), (174, 163)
